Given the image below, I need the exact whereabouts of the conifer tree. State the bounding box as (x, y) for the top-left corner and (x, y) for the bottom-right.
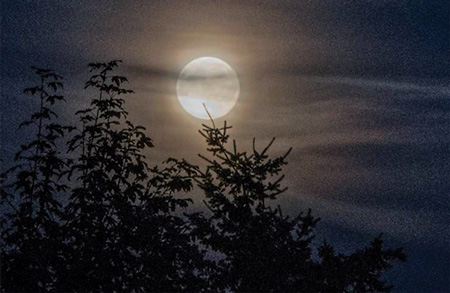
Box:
(180, 117), (407, 292)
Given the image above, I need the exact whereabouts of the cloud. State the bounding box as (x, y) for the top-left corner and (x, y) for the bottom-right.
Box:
(124, 64), (178, 80)
(293, 193), (449, 244)
(305, 76), (450, 96)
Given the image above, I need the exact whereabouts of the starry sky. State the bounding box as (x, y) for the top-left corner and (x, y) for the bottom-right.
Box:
(1, 1), (449, 291)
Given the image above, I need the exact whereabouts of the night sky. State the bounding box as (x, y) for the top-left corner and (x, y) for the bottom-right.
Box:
(1, 1), (449, 291)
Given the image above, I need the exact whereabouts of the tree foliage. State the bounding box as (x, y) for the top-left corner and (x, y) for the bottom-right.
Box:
(1, 68), (72, 291)
(1, 61), (406, 292)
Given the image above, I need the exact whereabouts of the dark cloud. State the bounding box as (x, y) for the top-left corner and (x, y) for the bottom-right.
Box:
(125, 64), (178, 81)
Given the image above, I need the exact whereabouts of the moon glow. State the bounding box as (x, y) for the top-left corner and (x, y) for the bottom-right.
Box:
(176, 57), (240, 120)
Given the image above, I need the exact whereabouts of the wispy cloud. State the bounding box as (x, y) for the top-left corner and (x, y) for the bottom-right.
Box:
(305, 76), (450, 96)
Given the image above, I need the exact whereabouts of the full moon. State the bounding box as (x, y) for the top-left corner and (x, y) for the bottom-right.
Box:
(176, 57), (240, 120)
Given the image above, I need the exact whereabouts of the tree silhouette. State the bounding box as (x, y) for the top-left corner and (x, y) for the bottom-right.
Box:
(178, 117), (406, 292)
(58, 61), (205, 291)
(1, 68), (72, 291)
(60, 60), (146, 291)
(0, 61), (406, 292)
